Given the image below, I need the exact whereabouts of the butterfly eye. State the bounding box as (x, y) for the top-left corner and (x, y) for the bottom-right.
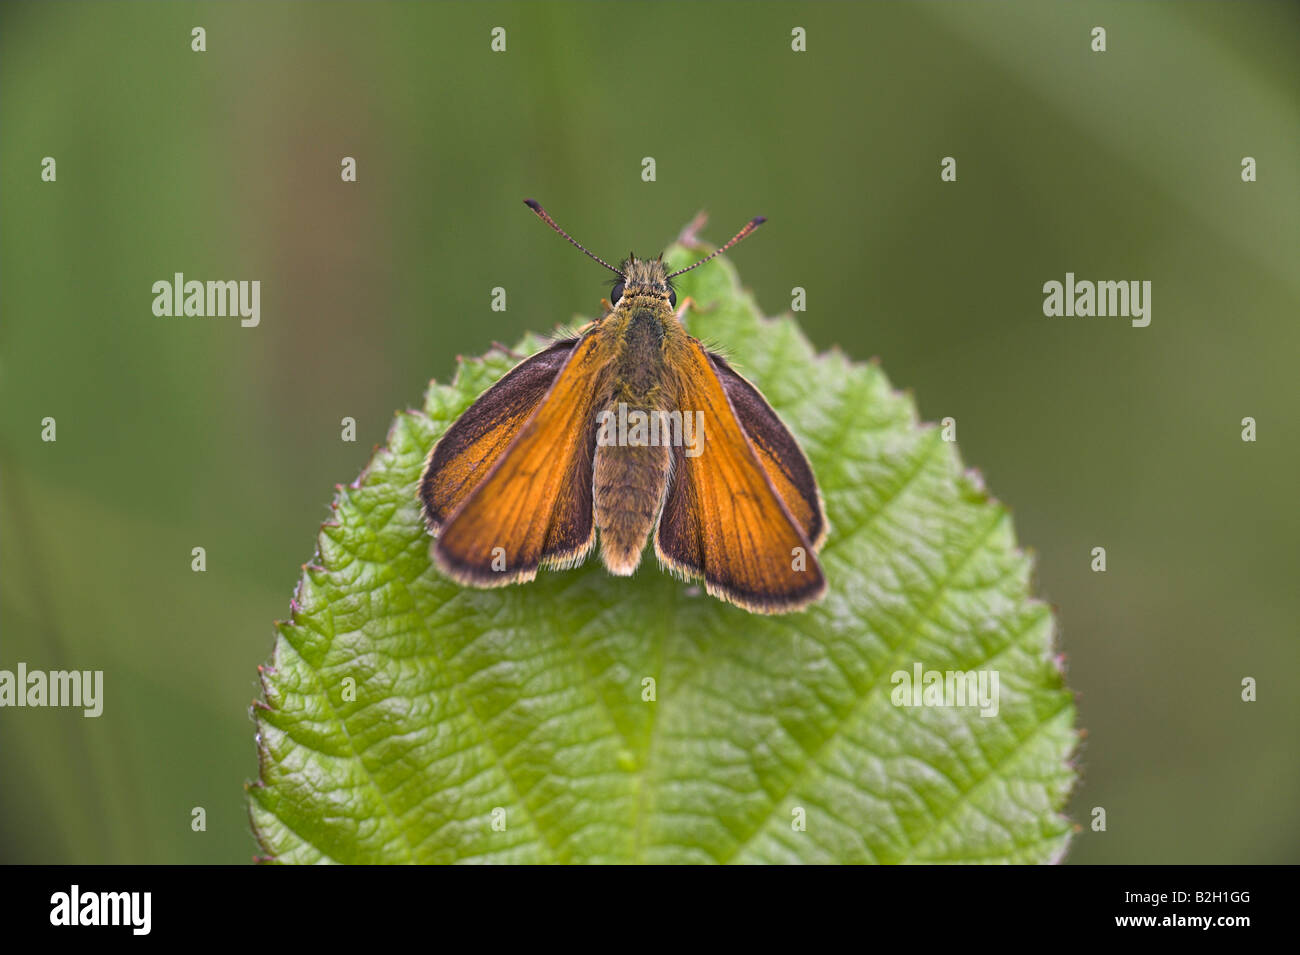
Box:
(610, 283), (624, 305)
(668, 288), (677, 308)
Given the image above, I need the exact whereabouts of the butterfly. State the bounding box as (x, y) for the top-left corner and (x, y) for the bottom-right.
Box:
(418, 200), (827, 613)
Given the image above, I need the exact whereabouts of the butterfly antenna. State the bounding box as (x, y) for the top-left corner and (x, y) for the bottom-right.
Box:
(667, 215), (766, 278)
(524, 199), (625, 277)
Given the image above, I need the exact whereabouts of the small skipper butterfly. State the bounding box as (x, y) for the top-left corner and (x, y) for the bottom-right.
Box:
(419, 201), (827, 613)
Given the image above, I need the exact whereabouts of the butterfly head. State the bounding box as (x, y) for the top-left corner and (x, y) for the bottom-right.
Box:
(610, 256), (675, 309)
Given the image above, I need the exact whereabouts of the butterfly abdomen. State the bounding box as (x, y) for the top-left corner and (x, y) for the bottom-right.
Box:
(593, 422), (672, 576)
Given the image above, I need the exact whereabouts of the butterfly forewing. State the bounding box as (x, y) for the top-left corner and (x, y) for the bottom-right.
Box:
(655, 338), (826, 612)
(430, 328), (610, 586)
(419, 337), (579, 530)
(707, 351), (826, 548)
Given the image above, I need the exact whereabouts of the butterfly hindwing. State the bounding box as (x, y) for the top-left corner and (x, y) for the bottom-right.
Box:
(430, 327), (609, 586)
(655, 338), (826, 613)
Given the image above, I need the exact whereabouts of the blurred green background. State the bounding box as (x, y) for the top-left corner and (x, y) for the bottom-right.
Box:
(1, 1), (1296, 864)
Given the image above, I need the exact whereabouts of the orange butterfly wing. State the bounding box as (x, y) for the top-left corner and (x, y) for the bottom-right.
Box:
(429, 328), (609, 586)
(655, 339), (826, 613)
(707, 351), (827, 549)
(419, 337), (579, 531)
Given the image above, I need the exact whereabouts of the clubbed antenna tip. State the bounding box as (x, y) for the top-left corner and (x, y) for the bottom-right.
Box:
(523, 199), (624, 277)
(667, 216), (766, 279)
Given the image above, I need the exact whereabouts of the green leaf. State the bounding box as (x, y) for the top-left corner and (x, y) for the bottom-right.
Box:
(248, 231), (1078, 864)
